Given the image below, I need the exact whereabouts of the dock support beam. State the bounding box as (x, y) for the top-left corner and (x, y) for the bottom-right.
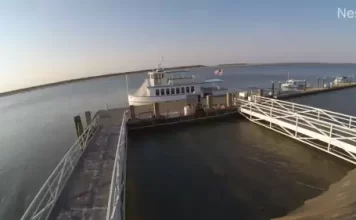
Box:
(226, 93), (232, 107)
(74, 115), (84, 137)
(153, 102), (160, 117)
(129, 105), (136, 119)
(85, 111), (91, 126)
(206, 95), (212, 108)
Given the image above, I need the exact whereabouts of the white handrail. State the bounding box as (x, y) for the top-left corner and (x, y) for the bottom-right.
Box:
(238, 97), (356, 164)
(106, 112), (127, 220)
(20, 115), (100, 220)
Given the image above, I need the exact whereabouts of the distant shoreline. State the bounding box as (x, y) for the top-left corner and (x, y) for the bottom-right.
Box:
(1, 62), (355, 97)
(0, 65), (205, 97)
(217, 62), (356, 67)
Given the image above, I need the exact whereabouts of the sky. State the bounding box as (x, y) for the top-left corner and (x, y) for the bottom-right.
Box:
(1, 0), (356, 92)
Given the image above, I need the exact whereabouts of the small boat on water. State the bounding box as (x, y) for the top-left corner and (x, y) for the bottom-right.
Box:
(333, 76), (348, 84)
(281, 79), (306, 89)
(128, 61), (228, 106)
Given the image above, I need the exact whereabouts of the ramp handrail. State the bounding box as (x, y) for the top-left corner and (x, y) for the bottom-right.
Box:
(106, 112), (127, 220)
(20, 115), (100, 220)
(238, 97), (356, 164)
(249, 95), (356, 129)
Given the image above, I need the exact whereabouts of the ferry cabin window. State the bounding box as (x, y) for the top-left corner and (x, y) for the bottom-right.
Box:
(171, 88), (175, 94)
(176, 87), (180, 94)
(191, 86), (195, 93)
(166, 88), (170, 95)
(161, 89), (165, 95)
(181, 87), (185, 93)
(156, 89), (159, 96)
(186, 86), (190, 93)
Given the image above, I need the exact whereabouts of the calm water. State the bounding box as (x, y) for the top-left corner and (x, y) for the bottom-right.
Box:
(1, 64), (356, 219)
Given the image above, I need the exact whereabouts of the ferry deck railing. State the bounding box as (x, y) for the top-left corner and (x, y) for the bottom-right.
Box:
(106, 112), (127, 220)
(20, 115), (100, 220)
(238, 95), (356, 164)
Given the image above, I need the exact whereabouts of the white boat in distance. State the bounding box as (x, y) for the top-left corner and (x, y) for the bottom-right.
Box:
(128, 62), (227, 106)
(333, 76), (348, 84)
(281, 79), (306, 89)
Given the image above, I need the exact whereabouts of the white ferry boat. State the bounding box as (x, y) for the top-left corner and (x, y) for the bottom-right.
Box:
(333, 76), (348, 84)
(281, 79), (306, 89)
(128, 63), (227, 106)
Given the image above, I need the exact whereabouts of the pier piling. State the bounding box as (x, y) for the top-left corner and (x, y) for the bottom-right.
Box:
(271, 81), (275, 96)
(85, 111), (92, 126)
(74, 115), (84, 137)
(206, 95), (212, 108)
(129, 105), (136, 119)
(226, 93), (232, 107)
(258, 89), (264, 97)
(153, 103), (160, 117)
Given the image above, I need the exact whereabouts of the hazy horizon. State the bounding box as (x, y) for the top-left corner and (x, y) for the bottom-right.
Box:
(1, 0), (356, 92)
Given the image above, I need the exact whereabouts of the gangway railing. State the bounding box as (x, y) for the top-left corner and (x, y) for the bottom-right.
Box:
(238, 96), (356, 164)
(106, 112), (127, 220)
(20, 115), (100, 220)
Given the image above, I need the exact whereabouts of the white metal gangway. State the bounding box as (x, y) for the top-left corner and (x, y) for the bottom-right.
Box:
(238, 96), (356, 164)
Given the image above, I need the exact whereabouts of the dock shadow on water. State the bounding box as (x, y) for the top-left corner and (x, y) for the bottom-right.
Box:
(126, 119), (353, 220)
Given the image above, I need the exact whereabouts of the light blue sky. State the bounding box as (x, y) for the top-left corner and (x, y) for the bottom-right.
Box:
(1, 0), (356, 92)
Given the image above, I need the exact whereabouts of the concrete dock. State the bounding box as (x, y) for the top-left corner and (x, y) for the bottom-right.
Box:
(49, 109), (125, 220)
(275, 83), (356, 100)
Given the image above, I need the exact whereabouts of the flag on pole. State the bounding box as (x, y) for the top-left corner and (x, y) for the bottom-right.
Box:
(214, 69), (223, 76)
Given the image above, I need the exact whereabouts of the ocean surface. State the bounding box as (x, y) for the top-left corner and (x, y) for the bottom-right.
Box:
(1, 64), (356, 219)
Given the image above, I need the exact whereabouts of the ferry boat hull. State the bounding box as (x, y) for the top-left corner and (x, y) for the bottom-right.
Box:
(128, 94), (197, 106)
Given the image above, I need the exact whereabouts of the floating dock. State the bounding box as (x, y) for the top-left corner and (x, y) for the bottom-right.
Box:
(20, 81), (356, 220)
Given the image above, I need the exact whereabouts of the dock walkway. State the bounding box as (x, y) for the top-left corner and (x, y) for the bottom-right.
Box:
(49, 109), (125, 220)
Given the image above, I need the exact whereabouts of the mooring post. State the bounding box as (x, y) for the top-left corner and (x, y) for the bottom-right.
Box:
(85, 111), (92, 126)
(271, 81), (275, 96)
(206, 95), (212, 108)
(304, 80), (307, 91)
(322, 78), (325, 88)
(317, 77), (320, 88)
(129, 105), (136, 119)
(278, 82), (282, 95)
(74, 115), (84, 137)
(258, 89), (263, 97)
(226, 93), (232, 107)
(153, 102), (160, 117)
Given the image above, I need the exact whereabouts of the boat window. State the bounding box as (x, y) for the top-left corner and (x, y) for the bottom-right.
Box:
(191, 86), (195, 93)
(181, 87), (185, 94)
(176, 87), (180, 94)
(166, 88), (170, 95)
(156, 89), (159, 96)
(186, 86), (190, 93)
(162, 74), (164, 79)
(161, 89), (165, 95)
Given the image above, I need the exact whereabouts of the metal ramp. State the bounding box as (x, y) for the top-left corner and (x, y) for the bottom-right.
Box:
(238, 96), (356, 164)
